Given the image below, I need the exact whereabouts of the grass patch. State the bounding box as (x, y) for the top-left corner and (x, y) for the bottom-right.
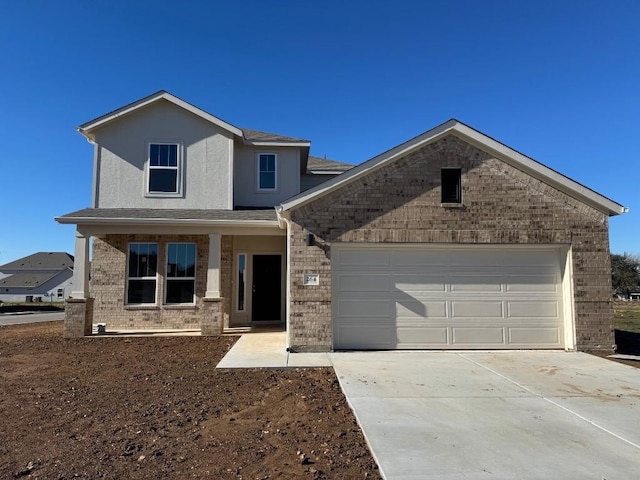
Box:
(614, 301), (640, 333)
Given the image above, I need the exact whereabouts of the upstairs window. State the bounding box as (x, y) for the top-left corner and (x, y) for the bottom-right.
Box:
(127, 243), (158, 304)
(257, 153), (277, 191)
(165, 243), (196, 304)
(441, 168), (462, 203)
(148, 143), (180, 195)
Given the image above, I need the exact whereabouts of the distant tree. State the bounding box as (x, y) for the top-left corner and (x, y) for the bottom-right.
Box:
(611, 253), (640, 295)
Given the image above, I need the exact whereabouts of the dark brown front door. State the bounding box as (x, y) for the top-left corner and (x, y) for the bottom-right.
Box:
(252, 254), (281, 322)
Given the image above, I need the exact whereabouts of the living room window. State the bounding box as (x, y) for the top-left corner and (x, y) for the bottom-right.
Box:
(441, 168), (462, 203)
(257, 153), (277, 191)
(147, 143), (181, 195)
(127, 243), (158, 304)
(165, 243), (196, 304)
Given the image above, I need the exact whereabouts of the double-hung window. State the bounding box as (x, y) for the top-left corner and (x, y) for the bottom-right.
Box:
(148, 143), (181, 195)
(166, 243), (196, 304)
(257, 153), (277, 191)
(127, 243), (158, 304)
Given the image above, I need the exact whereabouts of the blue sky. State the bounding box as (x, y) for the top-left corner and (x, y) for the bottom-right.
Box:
(0, 0), (638, 265)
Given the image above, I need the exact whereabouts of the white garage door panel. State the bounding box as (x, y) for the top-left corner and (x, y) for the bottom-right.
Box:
(508, 301), (559, 318)
(452, 301), (504, 318)
(397, 327), (448, 345)
(332, 245), (567, 350)
(396, 301), (448, 318)
(337, 299), (392, 317)
(336, 274), (389, 292)
(335, 325), (394, 349)
(452, 327), (505, 344)
(509, 327), (560, 345)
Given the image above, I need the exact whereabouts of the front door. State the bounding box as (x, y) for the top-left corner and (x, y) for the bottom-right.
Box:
(252, 254), (282, 322)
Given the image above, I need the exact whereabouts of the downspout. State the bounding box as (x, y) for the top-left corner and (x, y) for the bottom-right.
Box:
(275, 206), (292, 351)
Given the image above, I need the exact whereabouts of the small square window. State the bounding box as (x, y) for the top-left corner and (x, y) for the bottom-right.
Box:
(257, 153), (277, 190)
(441, 168), (462, 203)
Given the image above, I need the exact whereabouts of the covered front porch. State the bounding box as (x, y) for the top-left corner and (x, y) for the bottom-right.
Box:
(56, 208), (288, 339)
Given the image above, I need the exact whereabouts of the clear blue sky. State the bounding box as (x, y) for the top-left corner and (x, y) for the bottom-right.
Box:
(1, 0), (638, 265)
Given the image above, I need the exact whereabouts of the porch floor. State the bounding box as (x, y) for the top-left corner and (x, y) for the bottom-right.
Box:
(216, 331), (333, 368)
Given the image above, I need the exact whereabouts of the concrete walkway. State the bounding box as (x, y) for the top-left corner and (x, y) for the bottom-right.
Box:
(216, 331), (332, 368)
(330, 351), (640, 479)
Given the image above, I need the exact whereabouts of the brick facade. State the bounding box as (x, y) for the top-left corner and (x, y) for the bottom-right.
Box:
(289, 134), (613, 352)
(87, 234), (232, 331)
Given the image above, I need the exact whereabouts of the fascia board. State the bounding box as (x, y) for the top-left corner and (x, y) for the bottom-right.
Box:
(307, 170), (348, 175)
(54, 216), (279, 228)
(243, 140), (311, 147)
(78, 92), (243, 138)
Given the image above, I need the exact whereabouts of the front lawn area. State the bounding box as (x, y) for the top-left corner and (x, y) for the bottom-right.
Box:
(614, 300), (640, 333)
(0, 321), (380, 479)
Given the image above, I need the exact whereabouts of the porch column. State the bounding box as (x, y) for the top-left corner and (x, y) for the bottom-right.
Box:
(205, 233), (221, 298)
(70, 230), (90, 299)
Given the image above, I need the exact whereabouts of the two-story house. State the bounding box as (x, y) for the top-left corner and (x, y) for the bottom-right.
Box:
(58, 91), (626, 352)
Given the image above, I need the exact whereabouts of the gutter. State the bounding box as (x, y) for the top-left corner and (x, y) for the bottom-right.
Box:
(54, 216), (279, 228)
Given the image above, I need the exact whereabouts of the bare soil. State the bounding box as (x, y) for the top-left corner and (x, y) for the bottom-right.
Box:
(0, 322), (380, 479)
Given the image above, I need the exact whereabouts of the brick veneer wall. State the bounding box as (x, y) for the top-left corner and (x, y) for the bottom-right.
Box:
(89, 234), (232, 330)
(289, 134), (613, 351)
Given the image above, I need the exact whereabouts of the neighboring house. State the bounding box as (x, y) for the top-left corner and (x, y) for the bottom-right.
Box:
(0, 252), (74, 302)
(56, 91), (627, 352)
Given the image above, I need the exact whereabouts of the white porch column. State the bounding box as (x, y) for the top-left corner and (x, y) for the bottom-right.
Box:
(70, 230), (90, 299)
(205, 233), (221, 298)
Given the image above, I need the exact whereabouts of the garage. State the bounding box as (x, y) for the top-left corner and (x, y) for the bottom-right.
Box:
(332, 244), (570, 350)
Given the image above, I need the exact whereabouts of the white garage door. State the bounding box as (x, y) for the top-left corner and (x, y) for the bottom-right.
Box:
(332, 244), (567, 350)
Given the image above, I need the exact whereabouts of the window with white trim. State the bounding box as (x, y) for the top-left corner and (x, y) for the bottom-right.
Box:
(257, 153), (277, 190)
(148, 143), (181, 194)
(127, 243), (158, 304)
(166, 243), (196, 304)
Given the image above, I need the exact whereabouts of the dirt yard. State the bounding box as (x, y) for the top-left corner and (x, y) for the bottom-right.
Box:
(0, 322), (380, 479)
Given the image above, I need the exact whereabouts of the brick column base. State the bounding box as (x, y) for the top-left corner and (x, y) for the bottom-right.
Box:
(201, 298), (223, 336)
(64, 298), (94, 337)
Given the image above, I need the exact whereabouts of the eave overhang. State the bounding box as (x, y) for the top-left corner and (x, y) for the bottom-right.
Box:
(280, 119), (627, 217)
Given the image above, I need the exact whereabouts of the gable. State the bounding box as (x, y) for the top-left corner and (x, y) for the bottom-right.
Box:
(280, 120), (626, 217)
(78, 91), (243, 141)
(289, 135), (609, 242)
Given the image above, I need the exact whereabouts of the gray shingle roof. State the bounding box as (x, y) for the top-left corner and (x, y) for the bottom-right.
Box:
(0, 252), (74, 271)
(307, 156), (354, 173)
(0, 272), (59, 288)
(242, 128), (310, 143)
(57, 208), (278, 222)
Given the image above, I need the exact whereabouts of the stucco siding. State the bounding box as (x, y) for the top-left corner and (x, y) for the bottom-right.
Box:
(300, 173), (338, 192)
(234, 145), (300, 207)
(93, 100), (233, 209)
(288, 134), (614, 352)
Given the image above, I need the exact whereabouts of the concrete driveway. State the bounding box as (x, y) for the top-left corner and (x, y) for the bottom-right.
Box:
(329, 351), (640, 479)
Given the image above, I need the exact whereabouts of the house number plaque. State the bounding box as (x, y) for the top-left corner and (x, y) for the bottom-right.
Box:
(303, 273), (320, 286)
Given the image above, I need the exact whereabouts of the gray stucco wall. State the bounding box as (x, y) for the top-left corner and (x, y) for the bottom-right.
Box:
(93, 100), (234, 209)
(233, 145), (301, 207)
(300, 173), (338, 192)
